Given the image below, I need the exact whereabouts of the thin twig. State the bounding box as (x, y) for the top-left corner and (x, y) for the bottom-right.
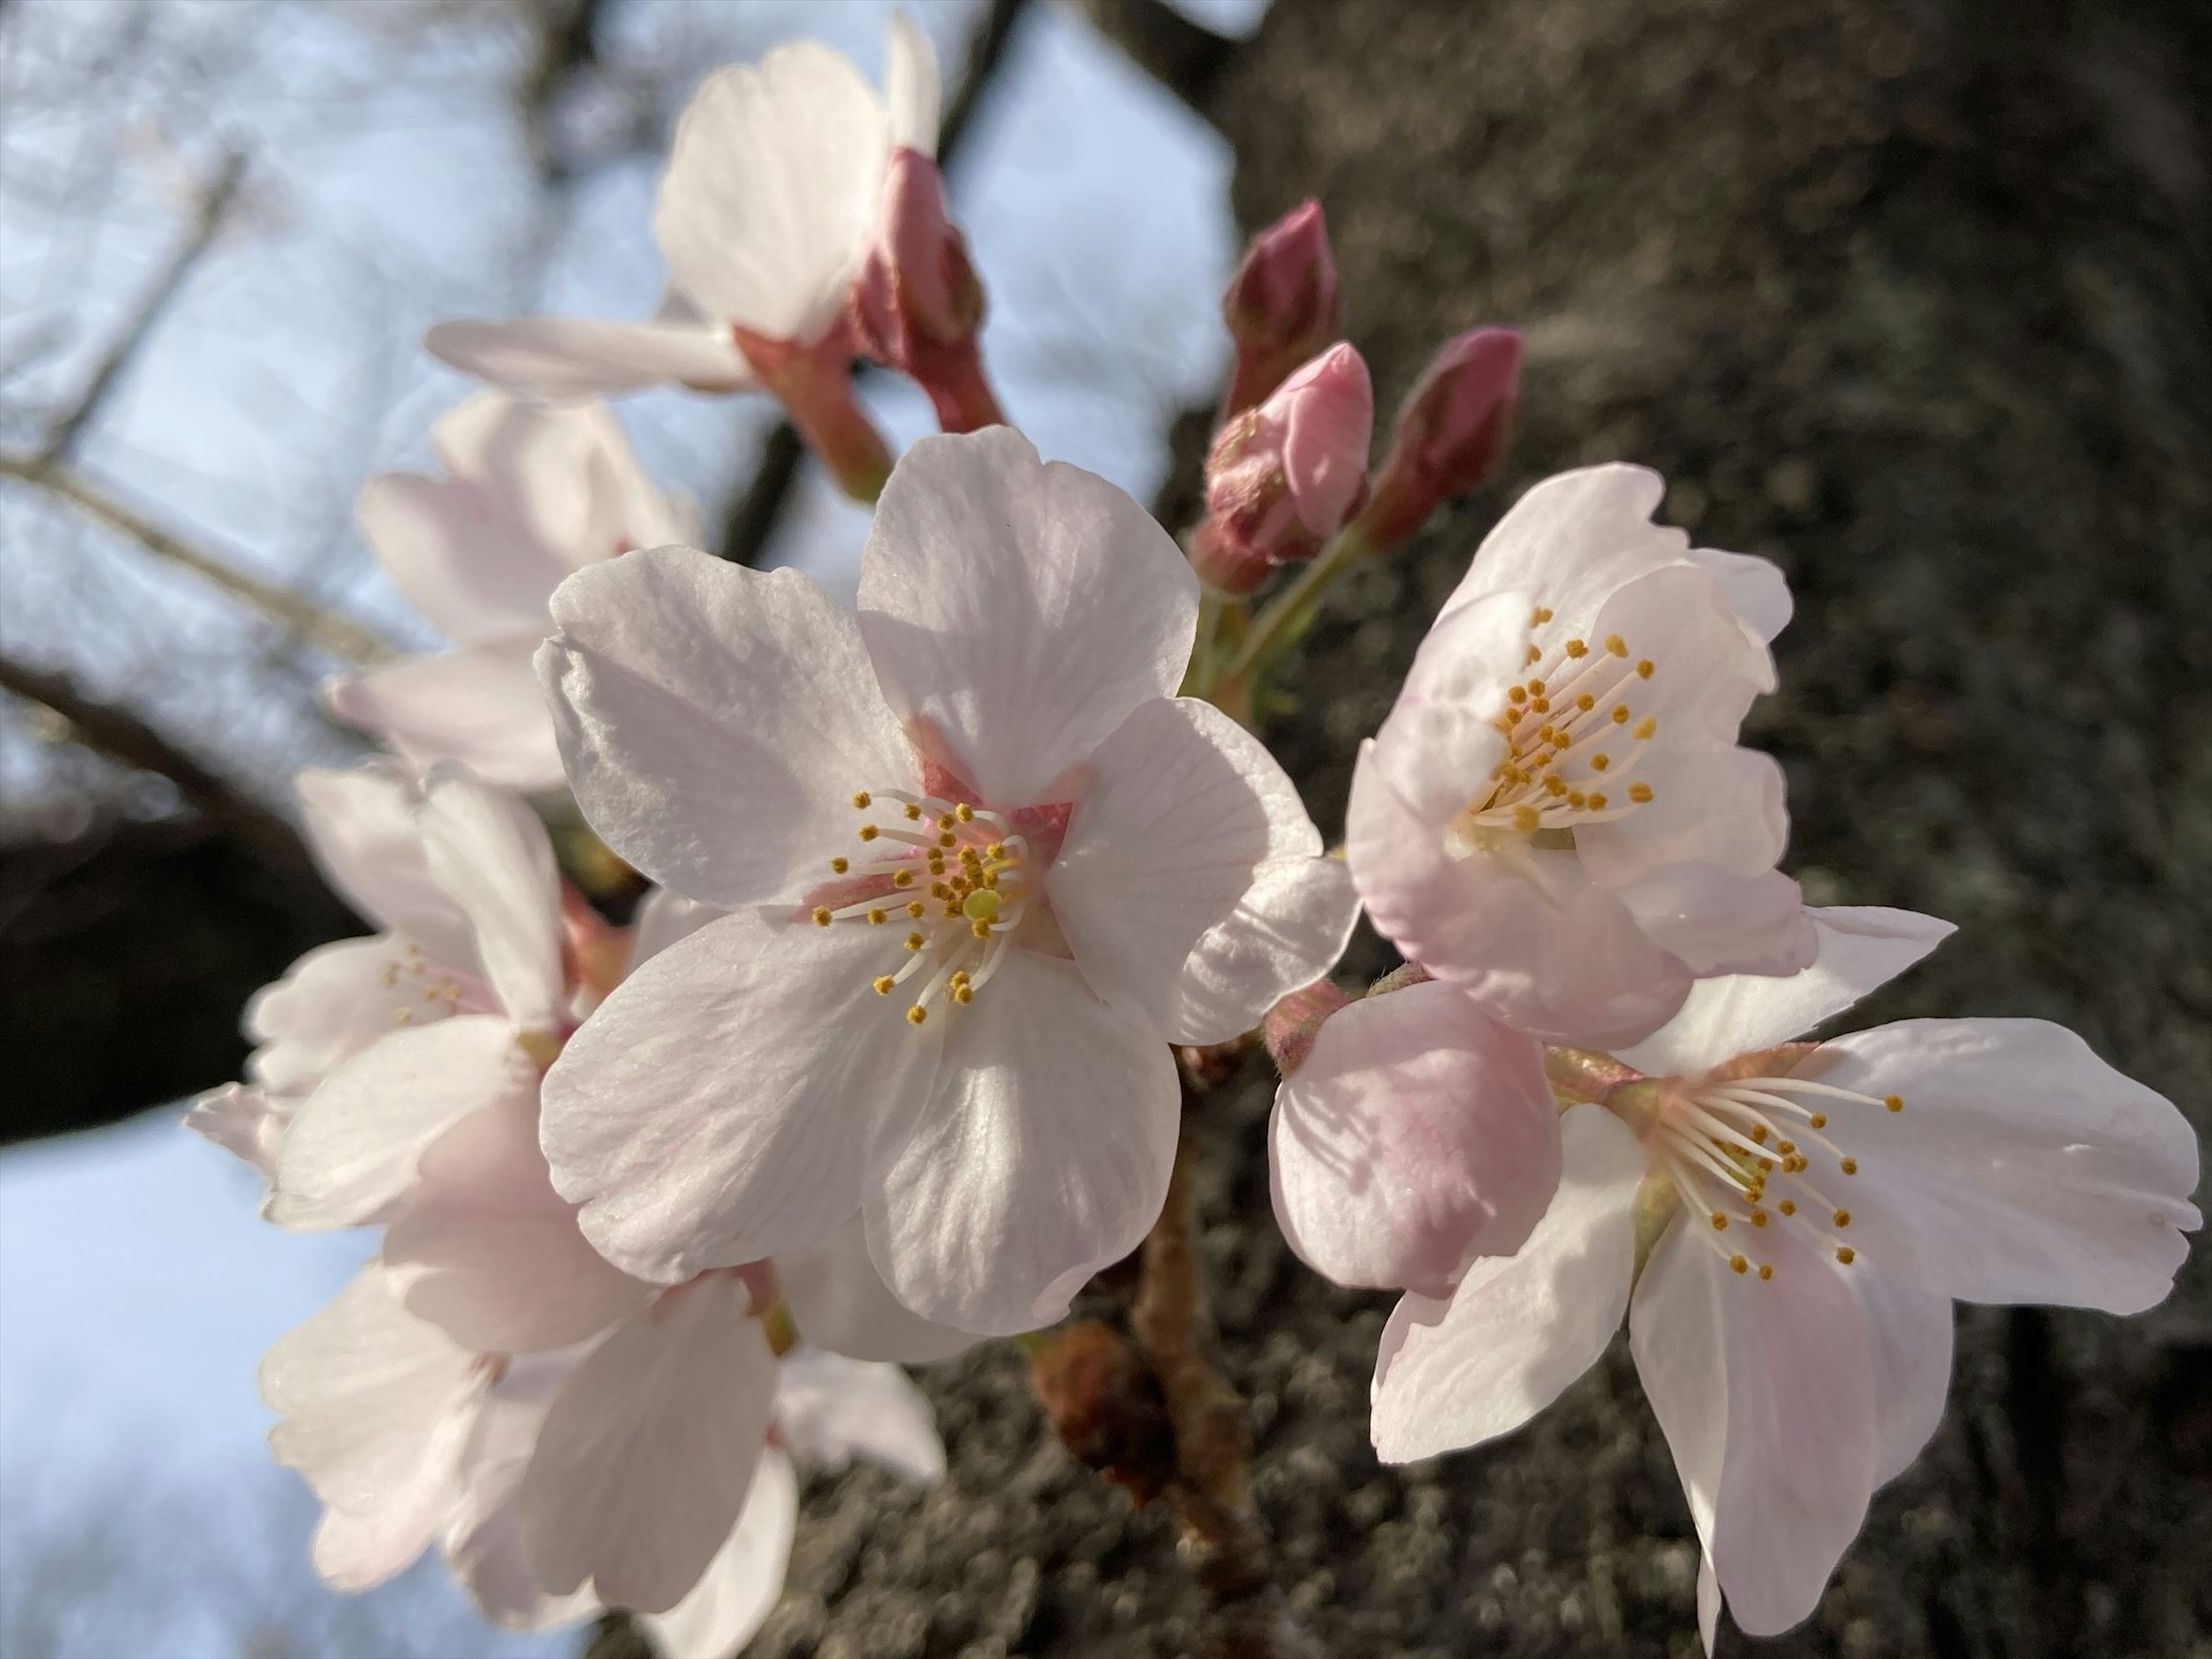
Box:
(37, 150), (249, 467)
(0, 454), (395, 664)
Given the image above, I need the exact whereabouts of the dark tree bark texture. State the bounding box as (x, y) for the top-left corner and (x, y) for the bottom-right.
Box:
(724, 2), (2212, 1656)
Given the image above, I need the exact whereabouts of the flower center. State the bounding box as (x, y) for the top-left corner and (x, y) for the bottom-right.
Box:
(1640, 1073), (1906, 1281)
(1461, 611), (1660, 840)
(808, 788), (1034, 1029)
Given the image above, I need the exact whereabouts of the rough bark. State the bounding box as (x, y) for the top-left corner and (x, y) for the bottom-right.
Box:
(736, 2), (2212, 1654)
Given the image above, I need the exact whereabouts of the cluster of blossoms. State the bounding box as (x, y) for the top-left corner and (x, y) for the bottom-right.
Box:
(189, 13), (2198, 1653)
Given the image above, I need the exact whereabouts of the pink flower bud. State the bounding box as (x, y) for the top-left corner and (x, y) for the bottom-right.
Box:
(1192, 343), (1373, 596)
(1220, 199), (1342, 418)
(851, 148), (1004, 434)
(1262, 978), (1353, 1078)
(1352, 327), (1522, 553)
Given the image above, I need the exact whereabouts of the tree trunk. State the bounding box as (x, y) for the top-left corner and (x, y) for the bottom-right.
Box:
(733, 1), (2212, 1654)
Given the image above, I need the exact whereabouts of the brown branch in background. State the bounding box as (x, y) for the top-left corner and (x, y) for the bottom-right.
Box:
(717, 0), (1033, 566)
(37, 149), (249, 468)
(519, 0), (607, 186)
(1073, 0), (1238, 118)
(0, 455), (395, 664)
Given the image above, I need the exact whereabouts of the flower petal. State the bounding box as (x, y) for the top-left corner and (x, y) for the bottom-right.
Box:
(415, 766), (565, 1031)
(444, 1353), (600, 1631)
(858, 429), (1198, 808)
(1617, 906), (1956, 1078)
(541, 908), (942, 1282)
(655, 43), (888, 342)
(865, 950), (1179, 1335)
(1439, 463), (1686, 636)
(425, 317), (756, 403)
(1690, 547), (1791, 645)
(637, 1447), (798, 1659)
(387, 1090), (650, 1354)
(518, 1272), (777, 1613)
(1359, 588), (1520, 827)
(1269, 981), (1559, 1295)
(184, 1082), (293, 1186)
(776, 1213), (976, 1364)
(1051, 696), (1325, 1035)
(244, 936), (425, 1096)
(296, 763), (474, 967)
(1628, 1216), (1877, 1639)
(1369, 1101), (1644, 1461)
(1166, 854), (1360, 1047)
(627, 887), (726, 974)
(271, 1015), (535, 1230)
(883, 7), (941, 156)
(325, 641), (567, 796)
(1851, 1267), (1954, 1486)
(1614, 863), (1813, 980)
(540, 549), (917, 908)
(1798, 1019), (2200, 1314)
(355, 472), (563, 646)
(773, 1347), (946, 1482)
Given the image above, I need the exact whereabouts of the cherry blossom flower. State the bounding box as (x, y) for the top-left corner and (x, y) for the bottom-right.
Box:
(323, 393), (687, 793)
(426, 12), (940, 408)
(536, 426), (1360, 1335)
(1367, 906), (2200, 1647)
(1348, 462), (1813, 1050)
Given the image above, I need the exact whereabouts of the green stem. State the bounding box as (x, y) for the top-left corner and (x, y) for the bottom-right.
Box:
(1217, 524), (1376, 698)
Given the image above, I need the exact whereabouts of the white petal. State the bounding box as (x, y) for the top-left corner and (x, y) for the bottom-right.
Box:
(1690, 547), (1791, 645)
(425, 317), (756, 403)
(1615, 863), (1813, 980)
(1800, 1019), (2200, 1314)
(387, 1090), (650, 1354)
(244, 936), (422, 1097)
(1440, 464), (1687, 637)
(866, 950), (1179, 1336)
(325, 642), (567, 796)
(1166, 855), (1359, 1047)
(1628, 1217), (1877, 1639)
(858, 429), (1198, 808)
(655, 44), (888, 342)
(1369, 1103), (1643, 1461)
(1618, 906), (1956, 1077)
(1851, 1267), (1954, 1486)
(1270, 982), (1560, 1295)
(444, 1352), (601, 1631)
(184, 1082), (293, 1184)
(355, 471), (565, 646)
(271, 1015), (536, 1230)
(518, 1272), (778, 1614)
(1051, 696), (1327, 1036)
(541, 908), (942, 1281)
(773, 1347), (946, 1482)
(541, 549), (917, 908)
(1577, 744), (1789, 891)
(883, 9), (941, 156)
(626, 887), (725, 975)
(639, 1447), (797, 1659)
(776, 1214), (976, 1364)
(1356, 586), (1521, 828)
(295, 763), (474, 968)
(1696, 1555), (1722, 1656)
(418, 766), (566, 1031)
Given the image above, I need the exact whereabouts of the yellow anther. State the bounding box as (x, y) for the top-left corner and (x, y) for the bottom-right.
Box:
(1566, 639), (1588, 658)
(1839, 1157), (1858, 1176)
(1758, 1263), (1774, 1281)
(867, 908), (888, 925)
(1530, 696), (1551, 714)
(1884, 1094), (1904, 1112)
(955, 986), (973, 1003)
(1834, 1209), (1851, 1228)
(1605, 635), (1627, 656)
(930, 882), (950, 899)
(955, 802), (975, 822)
(1778, 1200), (1797, 1216)
(858, 825), (880, 842)
(1550, 731), (1571, 750)
(1508, 685), (1529, 705)
(1808, 1112), (1827, 1129)
(1531, 606), (1554, 624)
(1749, 1124), (1770, 1145)
(1567, 791), (1588, 809)
(986, 842), (1005, 858)
(971, 920), (991, 938)
(1589, 753), (1611, 772)
(1545, 774), (1568, 797)
(892, 870), (915, 888)
(1587, 792), (1607, 809)
(1637, 661), (1654, 680)
(903, 803), (922, 820)
(1729, 1255), (1748, 1275)
(1749, 1209), (1768, 1228)
(1776, 1140), (1796, 1156)
(1611, 704), (1631, 725)
(934, 813), (952, 831)
(1633, 717), (1657, 740)
(904, 932), (925, 952)
(811, 908), (832, 927)
(851, 791), (872, 809)
(872, 976), (895, 995)
(1575, 693), (1595, 711)
(907, 902), (927, 919)
(1525, 643), (1542, 665)
(395, 1008), (412, 1024)
(1528, 679), (1546, 696)
(938, 832), (957, 849)
(907, 1006), (927, 1026)
(830, 856), (850, 874)
(1835, 1247), (1856, 1266)
(1710, 1212), (1729, 1231)
(1628, 783), (1654, 804)
(942, 902), (962, 919)
(1512, 804), (1541, 833)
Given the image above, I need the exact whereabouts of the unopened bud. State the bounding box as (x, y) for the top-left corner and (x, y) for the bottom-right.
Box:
(1352, 327), (1522, 552)
(1220, 199), (1341, 418)
(852, 149), (1004, 434)
(1191, 343), (1372, 596)
(1262, 978), (1353, 1078)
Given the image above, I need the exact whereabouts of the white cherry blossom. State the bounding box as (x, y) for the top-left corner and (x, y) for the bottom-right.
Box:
(323, 393), (687, 792)
(1348, 463), (1813, 1049)
(1368, 907), (2200, 1647)
(536, 427), (1359, 1335)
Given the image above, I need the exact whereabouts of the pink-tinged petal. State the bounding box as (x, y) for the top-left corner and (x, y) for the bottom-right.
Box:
(1797, 1020), (2200, 1314)
(1616, 864), (1813, 980)
(883, 8), (941, 156)
(866, 951), (1179, 1336)
(1690, 547), (1791, 645)
(1166, 855), (1359, 1047)
(355, 471), (563, 645)
(541, 550), (916, 908)
(858, 429), (1198, 807)
(244, 937), (425, 1096)
(296, 763), (474, 967)
(445, 1353), (600, 1631)
(417, 766), (565, 1031)
(425, 317), (756, 403)
(774, 1347), (946, 1482)
(1278, 343), (1373, 536)
(325, 641), (566, 796)
(541, 908), (942, 1281)
(1370, 1102), (1643, 1460)
(777, 1214), (976, 1364)
(1361, 589), (1521, 825)
(1439, 463), (1687, 637)
(626, 887), (725, 974)
(656, 44), (888, 343)
(1269, 982), (1559, 1295)
(638, 1447), (797, 1659)
(262, 1268), (487, 1586)
(1618, 907), (1956, 1078)
(271, 1015), (535, 1230)
(184, 1082), (293, 1185)
(1851, 1268), (1954, 1486)
(1051, 696), (1325, 1035)
(1349, 749), (1693, 1047)
(388, 1090), (650, 1354)
(1628, 1216), (1878, 1640)
(518, 1272), (778, 1614)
